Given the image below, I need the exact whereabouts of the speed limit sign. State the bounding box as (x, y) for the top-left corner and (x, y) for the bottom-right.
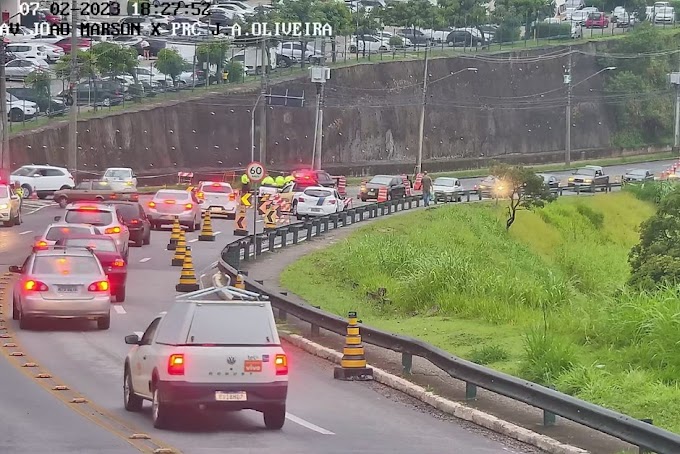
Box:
(246, 161), (266, 182)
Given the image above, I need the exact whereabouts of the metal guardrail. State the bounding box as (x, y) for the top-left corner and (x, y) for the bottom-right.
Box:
(216, 183), (680, 454)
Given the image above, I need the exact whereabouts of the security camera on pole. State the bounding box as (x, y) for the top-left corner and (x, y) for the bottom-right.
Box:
(310, 40), (330, 171)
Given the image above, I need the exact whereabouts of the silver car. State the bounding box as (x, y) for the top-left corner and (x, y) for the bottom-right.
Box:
(59, 203), (130, 259)
(9, 247), (112, 330)
(432, 177), (464, 202)
(35, 222), (101, 249)
(147, 189), (202, 231)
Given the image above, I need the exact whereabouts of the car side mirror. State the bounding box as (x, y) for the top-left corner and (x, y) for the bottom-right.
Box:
(54, 216), (61, 221)
(8, 265), (22, 273)
(124, 334), (140, 345)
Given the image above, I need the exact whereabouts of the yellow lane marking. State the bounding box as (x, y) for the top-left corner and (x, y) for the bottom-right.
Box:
(0, 275), (182, 454)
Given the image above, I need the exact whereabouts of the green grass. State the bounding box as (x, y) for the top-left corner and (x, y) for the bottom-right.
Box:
(280, 192), (680, 433)
(344, 151), (677, 186)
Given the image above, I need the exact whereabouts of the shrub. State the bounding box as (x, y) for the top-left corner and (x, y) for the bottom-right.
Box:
(533, 22), (572, 39)
(469, 345), (509, 365)
(495, 18), (521, 42)
(520, 327), (577, 384)
(389, 36), (403, 47)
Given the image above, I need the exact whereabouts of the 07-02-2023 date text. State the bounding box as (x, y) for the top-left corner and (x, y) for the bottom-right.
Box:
(50, 1), (122, 16)
(48, 1), (211, 16)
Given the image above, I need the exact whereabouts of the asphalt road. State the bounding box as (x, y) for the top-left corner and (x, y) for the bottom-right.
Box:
(0, 202), (541, 453)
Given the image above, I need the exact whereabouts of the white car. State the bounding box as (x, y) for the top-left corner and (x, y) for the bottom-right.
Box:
(293, 186), (350, 219)
(569, 10), (590, 24)
(60, 203), (131, 259)
(206, 5), (244, 20)
(5, 26), (35, 42)
(432, 177), (465, 202)
(0, 183), (22, 226)
(349, 35), (391, 53)
(214, 0), (256, 15)
(612, 6), (626, 21)
(4, 58), (49, 81)
(39, 42), (65, 62)
(7, 94), (39, 122)
(132, 66), (170, 85)
(195, 181), (238, 219)
(102, 167), (137, 191)
(11, 164), (75, 199)
(34, 222), (101, 248)
(6, 42), (49, 62)
(123, 298), (289, 429)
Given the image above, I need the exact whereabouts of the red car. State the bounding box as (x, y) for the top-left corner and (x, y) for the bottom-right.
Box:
(291, 169), (337, 189)
(55, 235), (128, 302)
(54, 38), (92, 53)
(585, 12), (609, 28)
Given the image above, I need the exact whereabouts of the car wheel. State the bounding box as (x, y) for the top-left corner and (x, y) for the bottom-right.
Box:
(263, 405), (286, 430)
(123, 366), (144, 412)
(12, 298), (19, 320)
(97, 315), (110, 330)
(18, 309), (30, 330)
(9, 108), (24, 122)
(292, 201), (298, 216)
(20, 184), (32, 199)
(58, 196), (68, 208)
(115, 286), (126, 303)
(143, 231), (151, 245)
(187, 221), (195, 232)
(102, 97), (111, 107)
(152, 387), (171, 429)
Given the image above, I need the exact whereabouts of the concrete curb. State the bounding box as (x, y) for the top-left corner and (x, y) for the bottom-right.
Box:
(281, 332), (590, 454)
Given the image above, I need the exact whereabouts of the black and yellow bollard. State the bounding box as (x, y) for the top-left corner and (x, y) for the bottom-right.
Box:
(334, 311), (374, 381)
(171, 230), (187, 266)
(176, 246), (200, 292)
(167, 217), (181, 251)
(234, 274), (245, 289)
(198, 210), (215, 241)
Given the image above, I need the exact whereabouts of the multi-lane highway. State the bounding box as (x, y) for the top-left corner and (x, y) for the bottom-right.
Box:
(0, 200), (544, 453)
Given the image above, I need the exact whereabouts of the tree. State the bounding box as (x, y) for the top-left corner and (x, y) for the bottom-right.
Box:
(196, 40), (230, 84)
(315, 0), (353, 62)
(271, 0), (326, 68)
(156, 48), (185, 87)
(54, 50), (97, 80)
(436, 0), (488, 29)
(26, 70), (51, 97)
(628, 188), (680, 290)
(90, 42), (138, 78)
(491, 164), (556, 230)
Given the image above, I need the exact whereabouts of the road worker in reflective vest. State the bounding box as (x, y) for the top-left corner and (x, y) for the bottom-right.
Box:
(262, 175), (275, 187)
(284, 175), (294, 184)
(275, 175), (285, 187)
(240, 174), (250, 194)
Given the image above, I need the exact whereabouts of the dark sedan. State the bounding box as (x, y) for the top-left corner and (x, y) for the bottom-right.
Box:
(107, 201), (151, 247)
(360, 175), (406, 201)
(623, 169), (654, 183)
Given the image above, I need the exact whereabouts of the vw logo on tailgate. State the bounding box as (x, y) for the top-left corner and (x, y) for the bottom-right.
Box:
(227, 356), (236, 365)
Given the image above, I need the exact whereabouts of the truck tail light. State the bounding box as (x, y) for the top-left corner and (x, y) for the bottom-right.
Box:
(168, 354), (185, 375)
(88, 280), (109, 292)
(24, 280), (48, 291)
(274, 354), (288, 375)
(104, 226), (121, 234)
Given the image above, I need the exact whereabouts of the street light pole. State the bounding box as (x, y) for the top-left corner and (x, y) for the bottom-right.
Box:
(0, 42), (8, 181)
(68, 0), (78, 179)
(251, 93), (263, 162)
(416, 66), (477, 174)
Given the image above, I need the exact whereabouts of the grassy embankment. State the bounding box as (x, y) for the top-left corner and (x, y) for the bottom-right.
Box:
(281, 192), (680, 433)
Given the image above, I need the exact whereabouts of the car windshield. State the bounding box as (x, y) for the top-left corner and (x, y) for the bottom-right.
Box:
(63, 238), (117, 252)
(369, 176), (393, 185)
(304, 188), (333, 198)
(185, 305), (276, 345)
(45, 226), (92, 241)
(629, 169), (648, 176)
(104, 169), (131, 179)
(156, 191), (189, 200)
(575, 168), (596, 176)
(589, 13), (602, 18)
(202, 184), (232, 194)
(64, 209), (113, 226)
(32, 255), (100, 275)
(434, 178), (456, 187)
(0, 186), (8, 198)
(12, 167), (34, 176)
(481, 176), (497, 184)
(112, 204), (140, 220)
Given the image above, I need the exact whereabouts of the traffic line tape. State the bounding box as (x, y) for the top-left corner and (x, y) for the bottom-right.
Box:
(285, 413), (335, 435)
(214, 231), (222, 235)
(113, 305), (126, 315)
(188, 238), (198, 243)
(139, 257), (151, 263)
(19, 230), (32, 235)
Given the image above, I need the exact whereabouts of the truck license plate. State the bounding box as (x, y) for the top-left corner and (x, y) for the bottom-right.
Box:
(215, 391), (247, 401)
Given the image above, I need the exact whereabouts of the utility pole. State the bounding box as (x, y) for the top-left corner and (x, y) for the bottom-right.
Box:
(259, 37), (268, 164)
(416, 46), (429, 174)
(313, 39), (326, 171)
(674, 54), (680, 152)
(68, 0), (78, 179)
(564, 48), (573, 167)
(0, 41), (8, 181)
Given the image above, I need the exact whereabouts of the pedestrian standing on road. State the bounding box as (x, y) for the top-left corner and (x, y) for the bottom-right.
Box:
(421, 171), (433, 207)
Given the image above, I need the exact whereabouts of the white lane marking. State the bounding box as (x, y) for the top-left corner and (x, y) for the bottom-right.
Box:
(285, 413), (335, 435)
(19, 230), (33, 235)
(256, 220), (263, 223)
(113, 305), (126, 314)
(214, 231), (222, 235)
(189, 238), (199, 243)
(139, 257), (151, 263)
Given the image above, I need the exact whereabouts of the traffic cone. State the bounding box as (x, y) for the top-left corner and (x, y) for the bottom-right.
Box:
(171, 230), (187, 266)
(198, 210), (215, 241)
(334, 311), (374, 381)
(175, 246), (199, 292)
(167, 216), (181, 251)
(30, 186), (38, 200)
(234, 273), (245, 289)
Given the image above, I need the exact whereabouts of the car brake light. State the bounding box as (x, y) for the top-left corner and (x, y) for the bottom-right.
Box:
(24, 280), (48, 291)
(327, 199), (336, 204)
(110, 194), (117, 199)
(88, 280), (109, 292)
(212, 183), (220, 187)
(78, 206), (98, 211)
(274, 354), (288, 375)
(229, 193), (236, 201)
(168, 354), (185, 375)
(164, 199), (176, 204)
(184, 203), (193, 210)
(104, 226), (121, 234)
(130, 219), (139, 224)
(112, 258), (125, 267)
(34, 240), (48, 249)
(197, 192), (204, 199)
(148, 201), (156, 208)
(298, 197), (305, 202)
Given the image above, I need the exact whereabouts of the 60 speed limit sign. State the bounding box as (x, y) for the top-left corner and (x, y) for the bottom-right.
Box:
(246, 161), (266, 182)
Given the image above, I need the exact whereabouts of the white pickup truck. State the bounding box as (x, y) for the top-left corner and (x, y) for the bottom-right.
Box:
(123, 292), (289, 429)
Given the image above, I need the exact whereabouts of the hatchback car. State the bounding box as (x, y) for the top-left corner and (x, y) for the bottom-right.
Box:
(34, 222), (101, 249)
(0, 183), (22, 226)
(102, 167), (138, 191)
(147, 189), (202, 231)
(108, 201), (151, 247)
(55, 235), (128, 302)
(293, 186), (349, 219)
(195, 181), (238, 218)
(585, 12), (609, 28)
(11, 164), (75, 199)
(59, 203), (130, 259)
(9, 246), (112, 330)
